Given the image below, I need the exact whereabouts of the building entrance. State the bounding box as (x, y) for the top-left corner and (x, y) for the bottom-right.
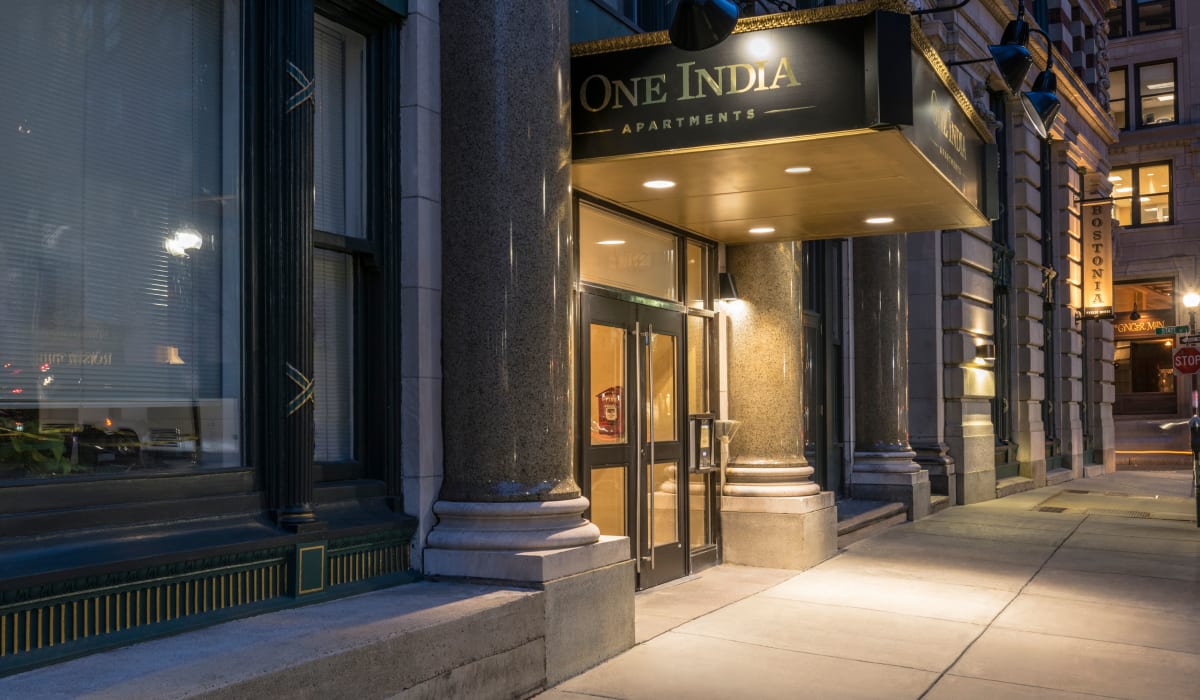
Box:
(581, 293), (689, 589)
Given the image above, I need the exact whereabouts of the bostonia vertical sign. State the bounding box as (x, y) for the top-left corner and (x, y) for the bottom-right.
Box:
(1081, 202), (1114, 320)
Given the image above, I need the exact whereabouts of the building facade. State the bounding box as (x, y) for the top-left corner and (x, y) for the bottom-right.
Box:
(1, 0), (1131, 691)
(1104, 0), (1200, 464)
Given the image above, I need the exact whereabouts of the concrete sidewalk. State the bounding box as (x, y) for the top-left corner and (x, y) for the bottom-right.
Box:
(541, 470), (1199, 700)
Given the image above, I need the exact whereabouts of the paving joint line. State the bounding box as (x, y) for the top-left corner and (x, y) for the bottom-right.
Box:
(915, 512), (1089, 699)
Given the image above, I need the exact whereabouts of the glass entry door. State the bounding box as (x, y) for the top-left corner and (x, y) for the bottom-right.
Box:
(583, 293), (686, 589)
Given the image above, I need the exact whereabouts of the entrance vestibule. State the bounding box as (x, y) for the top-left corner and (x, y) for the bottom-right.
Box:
(578, 201), (718, 589)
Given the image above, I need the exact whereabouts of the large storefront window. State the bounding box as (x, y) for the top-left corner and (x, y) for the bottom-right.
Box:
(1114, 280), (1177, 414)
(0, 1), (240, 479)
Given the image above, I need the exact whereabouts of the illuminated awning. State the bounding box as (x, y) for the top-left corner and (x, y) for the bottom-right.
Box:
(570, 4), (996, 243)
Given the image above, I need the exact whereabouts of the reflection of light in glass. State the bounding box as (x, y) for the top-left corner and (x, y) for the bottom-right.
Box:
(42, 375), (54, 386)
(1156, 95), (1175, 102)
(1115, 186), (1133, 193)
(105, 417), (113, 428)
(40, 363), (50, 372)
(1140, 197), (1151, 202)
(165, 228), (203, 257)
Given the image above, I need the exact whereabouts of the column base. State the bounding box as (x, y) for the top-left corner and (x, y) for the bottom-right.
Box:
(853, 451), (930, 520)
(426, 497), (601, 551)
(719, 493), (836, 570)
(724, 458), (820, 497)
(851, 470), (931, 521)
(425, 537), (634, 687)
(913, 441), (957, 505)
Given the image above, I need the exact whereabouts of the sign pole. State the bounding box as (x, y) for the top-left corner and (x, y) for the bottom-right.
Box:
(1190, 309), (1199, 526)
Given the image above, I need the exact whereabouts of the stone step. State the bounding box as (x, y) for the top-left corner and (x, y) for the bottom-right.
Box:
(0, 581), (552, 699)
(1046, 468), (1074, 486)
(996, 475), (1036, 499)
(930, 494), (952, 513)
(836, 499), (908, 548)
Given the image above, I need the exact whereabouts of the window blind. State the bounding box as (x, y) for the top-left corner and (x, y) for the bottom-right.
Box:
(0, 0), (233, 407)
(313, 250), (354, 462)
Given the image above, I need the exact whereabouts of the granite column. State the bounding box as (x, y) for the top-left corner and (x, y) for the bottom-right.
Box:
(852, 234), (930, 519)
(425, 1), (632, 682)
(721, 242), (836, 569)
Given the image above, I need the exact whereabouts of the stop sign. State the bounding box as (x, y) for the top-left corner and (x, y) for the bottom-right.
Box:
(1174, 346), (1200, 374)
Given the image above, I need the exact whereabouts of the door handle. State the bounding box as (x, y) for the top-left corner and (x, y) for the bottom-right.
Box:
(646, 324), (655, 570)
(633, 321), (642, 574)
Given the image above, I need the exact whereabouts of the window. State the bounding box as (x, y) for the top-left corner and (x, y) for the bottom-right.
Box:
(1106, 2), (1126, 37)
(1109, 67), (1127, 129)
(1107, 0), (1174, 36)
(1114, 280), (1178, 415)
(1110, 163), (1172, 226)
(0, 0), (241, 480)
(1134, 0), (1173, 33)
(1135, 61), (1176, 127)
(313, 16), (367, 465)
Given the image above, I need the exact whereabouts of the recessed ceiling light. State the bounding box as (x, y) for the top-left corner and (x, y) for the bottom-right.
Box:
(1108, 174), (1123, 182)
(1116, 186), (1133, 193)
(597, 239), (625, 245)
(748, 226), (775, 235)
(643, 179), (676, 189)
(785, 166), (812, 174)
(865, 216), (894, 225)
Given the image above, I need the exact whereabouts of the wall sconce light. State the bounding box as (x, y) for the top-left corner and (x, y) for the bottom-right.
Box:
(975, 342), (997, 363)
(718, 271), (740, 301)
(1129, 302), (1141, 321)
(669, 0), (740, 52)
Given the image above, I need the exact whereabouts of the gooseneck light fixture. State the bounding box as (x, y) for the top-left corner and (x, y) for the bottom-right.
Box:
(669, 0), (741, 51)
(1020, 42), (1060, 140)
(668, 0), (802, 51)
(988, 6), (1035, 94)
(919, 1), (1061, 139)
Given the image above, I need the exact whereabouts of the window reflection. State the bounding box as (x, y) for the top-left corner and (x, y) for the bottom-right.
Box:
(0, 0), (241, 480)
